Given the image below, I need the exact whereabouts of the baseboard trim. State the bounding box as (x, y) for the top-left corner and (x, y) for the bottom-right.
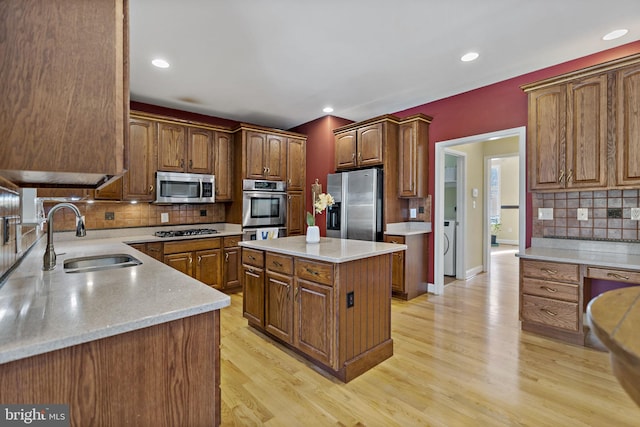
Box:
(466, 265), (483, 279)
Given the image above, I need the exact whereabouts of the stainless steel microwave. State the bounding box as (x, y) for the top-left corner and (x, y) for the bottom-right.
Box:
(155, 171), (215, 204)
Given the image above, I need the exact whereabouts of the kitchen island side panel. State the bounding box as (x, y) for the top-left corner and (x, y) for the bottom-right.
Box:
(338, 253), (392, 365)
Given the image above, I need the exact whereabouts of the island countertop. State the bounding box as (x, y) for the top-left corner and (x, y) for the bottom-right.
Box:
(0, 228), (232, 365)
(239, 235), (406, 263)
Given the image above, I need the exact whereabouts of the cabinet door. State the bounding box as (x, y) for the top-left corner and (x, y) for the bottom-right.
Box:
(214, 131), (233, 201)
(295, 278), (333, 367)
(286, 138), (306, 191)
(242, 264), (265, 327)
(528, 85), (567, 191)
(195, 248), (222, 288)
(398, 121), (418, 197)
(245, 131), (267, 179)
(164, 252), (193, 276)
(566, 74), (608, 188)
(157, 122), (186, 172)
(187, 127), (213, 174)
(265, 271), (294, 344)
(224, 246), (241, 289)
(335, 130), (357, 170)
(124, 117), (156, 201)
(616, 64), (640, 186)
(357, 122), (384, 167)
(287, 191), (305, 236)
(385, 235), (406, 293)
(264, 134), (286, 181)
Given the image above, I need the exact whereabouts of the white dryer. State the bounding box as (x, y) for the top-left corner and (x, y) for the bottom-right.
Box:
(443, 220), (456, 276)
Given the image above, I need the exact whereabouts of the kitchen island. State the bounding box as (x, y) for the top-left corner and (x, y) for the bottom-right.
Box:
(239, 236), (406, 382)
(0, 230), (231, 426)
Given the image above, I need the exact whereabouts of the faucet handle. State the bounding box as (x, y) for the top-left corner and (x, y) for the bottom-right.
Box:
(76, 216), (86, 237)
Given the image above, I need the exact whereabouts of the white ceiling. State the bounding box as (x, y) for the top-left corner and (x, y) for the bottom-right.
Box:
(129, 1), (640, 130)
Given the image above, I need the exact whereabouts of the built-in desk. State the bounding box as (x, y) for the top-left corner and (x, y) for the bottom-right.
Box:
(518, 238), (640, 346)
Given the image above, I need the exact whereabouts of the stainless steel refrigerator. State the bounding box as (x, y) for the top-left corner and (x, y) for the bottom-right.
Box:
(326, 168), (383, 241)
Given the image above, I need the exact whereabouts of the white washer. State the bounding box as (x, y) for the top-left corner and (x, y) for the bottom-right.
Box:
(443, 220), (456, 276)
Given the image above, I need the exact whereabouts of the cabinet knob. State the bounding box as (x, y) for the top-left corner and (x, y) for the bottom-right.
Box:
(148, 184), (154, 193)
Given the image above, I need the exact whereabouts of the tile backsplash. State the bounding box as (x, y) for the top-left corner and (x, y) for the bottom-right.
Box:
(43, 201), (226, 232)
(532, 190), (640, 241)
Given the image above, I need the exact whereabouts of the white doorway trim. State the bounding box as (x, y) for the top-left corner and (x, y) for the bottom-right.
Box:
(433, 126), (526, 295)
(443, 148), (466, 283)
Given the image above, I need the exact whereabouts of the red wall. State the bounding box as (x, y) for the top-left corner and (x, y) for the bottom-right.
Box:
(293, 40), (640, 284)
(291, 116), (353, 234)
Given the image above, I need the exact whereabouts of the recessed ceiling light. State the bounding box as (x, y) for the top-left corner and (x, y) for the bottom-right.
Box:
(152, 58), (170, 68)
(602, 29), (628, 41)
(461, 52), (479, 62)
(323, 106), (334, 113)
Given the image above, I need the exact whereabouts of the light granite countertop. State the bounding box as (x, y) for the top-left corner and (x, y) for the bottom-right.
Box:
(0, 225), (237, 364)
(384, 222), (432, 236)
(517, 237), (640, 271)
(239, 235), (406, 263)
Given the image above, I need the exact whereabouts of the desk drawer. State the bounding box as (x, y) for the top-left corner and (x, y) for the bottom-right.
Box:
(521, 295), (579, 331)
(521, 259), (580, 283)
(587, 267), (640, 284)
(522, 278), (579, 302)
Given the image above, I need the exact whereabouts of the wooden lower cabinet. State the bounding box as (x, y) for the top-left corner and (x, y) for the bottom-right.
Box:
(0, 311), (222, 427)
(243, 249), (393, 382)
(384, 233), (428, 300)
(223, 236), (242, 292)
(163, 238), (223, 289)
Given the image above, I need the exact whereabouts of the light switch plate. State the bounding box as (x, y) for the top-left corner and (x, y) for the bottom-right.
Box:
(631, 208), (640, 221)
(577, 208), (588, 221)
(161, 212), (169, 223)
(538, 208), (553, 220)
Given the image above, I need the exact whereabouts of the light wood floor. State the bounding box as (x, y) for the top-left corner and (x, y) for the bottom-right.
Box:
(219, 248), (639, 426)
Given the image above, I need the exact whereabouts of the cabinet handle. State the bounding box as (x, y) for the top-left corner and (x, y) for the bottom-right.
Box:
(541, 308), (557, 316)
(180, 159), (185, 168)
(607, 272), (630, 280)
(558, 170), (565, 183)
(225, 253), (229, 262)
(305, 267), (320, 276)
(148, 184), (154, 193)
(288, 178), (291, 185)
(273, 260), (283, 268)
(197, 255), (202, 264)
(189, 256), (193, 264)
(249, 255), (255, 261)
(358, 152), (362, 162)
(541, 268), (558, 275)
(267, 167), (270, 174)
(541, 286), (557, 293)
(351, 153), (355, 161)
(567, 169), (573, 183)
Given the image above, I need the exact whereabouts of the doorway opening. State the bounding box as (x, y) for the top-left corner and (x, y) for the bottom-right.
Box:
(433, 127), (526, 295)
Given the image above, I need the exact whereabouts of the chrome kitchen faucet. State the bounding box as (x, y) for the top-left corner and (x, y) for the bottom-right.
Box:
(43, 203), (86, 270)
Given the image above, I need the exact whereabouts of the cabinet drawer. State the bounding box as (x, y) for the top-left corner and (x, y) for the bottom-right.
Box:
(521, 295), (579, 331)
(384, 235), (406, 245)
(295, 259), (334, 286)
(145, 242), (164, 261)
(587, 267), (640, 284)
(522, 278), (579, 302)
(223, 235), (241, 248)
(266, 252), (293, 275)
(164, 237), (221, 254)
(242, 248), (264, 267)
(521, 259), (580, 283)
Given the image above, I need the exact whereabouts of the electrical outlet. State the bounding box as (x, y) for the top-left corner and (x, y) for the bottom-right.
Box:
(631, 208), (640, 221)
(347, 291), (354, 308)
(161, 212), (169, 223)
(577, 208), (588, 221)
(200, 209), (207, 217)
(105, 212), (115, 220)
(538, 208), (553, 220)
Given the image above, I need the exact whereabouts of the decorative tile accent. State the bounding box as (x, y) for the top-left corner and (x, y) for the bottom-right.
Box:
(532, 190), (640, 242)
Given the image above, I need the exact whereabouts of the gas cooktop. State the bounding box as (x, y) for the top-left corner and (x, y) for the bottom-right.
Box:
(154, 228), (219, 238)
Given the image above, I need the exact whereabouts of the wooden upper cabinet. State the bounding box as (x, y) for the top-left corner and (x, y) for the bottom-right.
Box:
(244, 131), (287, 181)
(357, 123), (384, 167)
(286, 138), (306, 191)
(566, 74), (608, 189)
(0, 0), (128, 186)
(214, 131), (233, 201)
(287, 191), (305, 236)
(527, 85), (567, 191)
(398, 115), (430, 198)
(616, 63), (640, 186)
(158, 123), (213, 174)
(157, 122), (186, 172)
(186, 128), (213, 174)
(335, 130), (358, 169)
(124, 117), (157, 201)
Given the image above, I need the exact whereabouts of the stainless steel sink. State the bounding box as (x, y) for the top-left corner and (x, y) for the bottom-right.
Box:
(63, 253), (142, 273)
